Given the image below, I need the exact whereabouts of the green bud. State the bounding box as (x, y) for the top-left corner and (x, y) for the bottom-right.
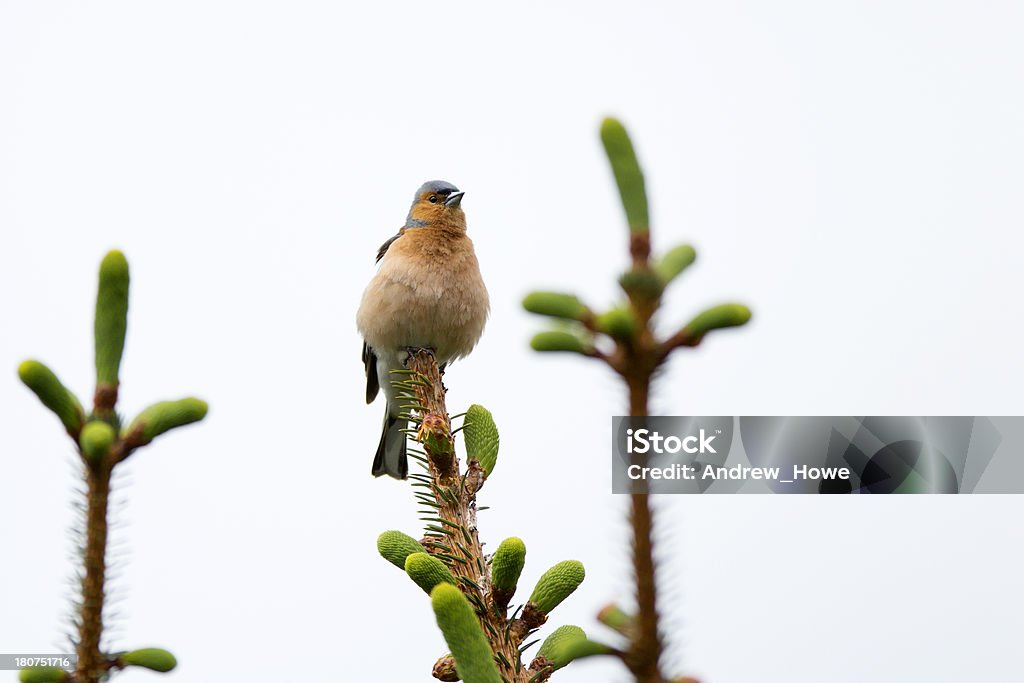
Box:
(597, 603), (635, 636)
(17, 360), (85, 436)
(421, 413), (455, 463)
(594, 306), (636, 341)
(600, 117), (649, 234)
(124, 398), (208, 445)
(79, 421), (117, 465)
(529, 331), (590, 354)
(94, 250), (130, 387)
(529, 560), (585, 614)
(377, 530), (427, 569)
(536, 625), (587, 670)
(618, 269), (664, 301)
(463, 404), (499, 476)
(490, 537), (526, 591)
(18, 668), (68, 683)
(545, 637), (614, 666)
(120, 648), (177, 672)
(405, 552), (456, 594)
(522, 292), (590, 321)
(654, 244), (697, 284)
(430, 583), (502, 683)
(681, 303), (752, 342)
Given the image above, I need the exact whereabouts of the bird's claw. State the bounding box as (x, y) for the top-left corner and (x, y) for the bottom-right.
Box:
(402, 346), (437, 367)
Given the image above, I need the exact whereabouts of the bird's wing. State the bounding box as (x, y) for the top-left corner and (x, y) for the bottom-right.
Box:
(376, 230), (404, 263)
(363, 229), (403, 403)
(362, 341), (379, 404)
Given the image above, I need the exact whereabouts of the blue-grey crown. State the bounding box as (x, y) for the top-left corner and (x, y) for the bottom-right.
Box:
(413, 180), (460, 203)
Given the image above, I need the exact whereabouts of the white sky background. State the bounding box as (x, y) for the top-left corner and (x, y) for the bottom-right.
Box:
(2, 1), (1023, 682)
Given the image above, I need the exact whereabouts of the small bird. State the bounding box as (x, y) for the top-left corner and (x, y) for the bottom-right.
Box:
(357, 180), (489, 479)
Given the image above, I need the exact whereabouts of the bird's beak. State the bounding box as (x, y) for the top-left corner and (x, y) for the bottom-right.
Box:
(445, 191), (465, 208)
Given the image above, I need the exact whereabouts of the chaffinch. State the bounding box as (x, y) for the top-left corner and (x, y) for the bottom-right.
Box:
(357, 180), (489, 479)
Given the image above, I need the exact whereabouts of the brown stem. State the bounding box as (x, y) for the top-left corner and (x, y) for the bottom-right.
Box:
(630, 231), (652, 269)
(623, 370), (665, 683)
(406, 350), (530, 682)
(627, 493), (662, 682)
(627, 372), (650, 418)
(658, 328), (703, 359)
(76, 463), (112, 683)
(92, 383), (118, 423)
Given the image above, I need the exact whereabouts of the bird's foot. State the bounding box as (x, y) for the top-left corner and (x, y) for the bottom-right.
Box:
(402, 346), (437, 367)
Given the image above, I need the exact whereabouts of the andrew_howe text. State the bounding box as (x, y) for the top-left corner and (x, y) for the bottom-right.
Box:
(627, 463), (852, 482)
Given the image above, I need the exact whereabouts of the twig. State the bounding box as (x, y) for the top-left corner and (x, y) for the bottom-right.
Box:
(76, 463), (112, 682)
(407, 349), (533, 682)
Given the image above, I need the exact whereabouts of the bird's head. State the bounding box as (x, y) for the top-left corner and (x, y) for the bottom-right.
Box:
(405, 180), (466, 229)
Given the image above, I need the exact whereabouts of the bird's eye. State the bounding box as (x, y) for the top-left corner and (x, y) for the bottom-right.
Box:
(428, 195), (438, 204)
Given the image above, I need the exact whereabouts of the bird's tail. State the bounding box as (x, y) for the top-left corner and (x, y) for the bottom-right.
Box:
(372, 411), (409, 479)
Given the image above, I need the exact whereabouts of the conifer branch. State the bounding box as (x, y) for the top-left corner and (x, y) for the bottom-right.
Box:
(524, 117), (754, 683)
(406, 350), (528, 680)
(17, 251), (206, 683)
(378, 350), (592, 682)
